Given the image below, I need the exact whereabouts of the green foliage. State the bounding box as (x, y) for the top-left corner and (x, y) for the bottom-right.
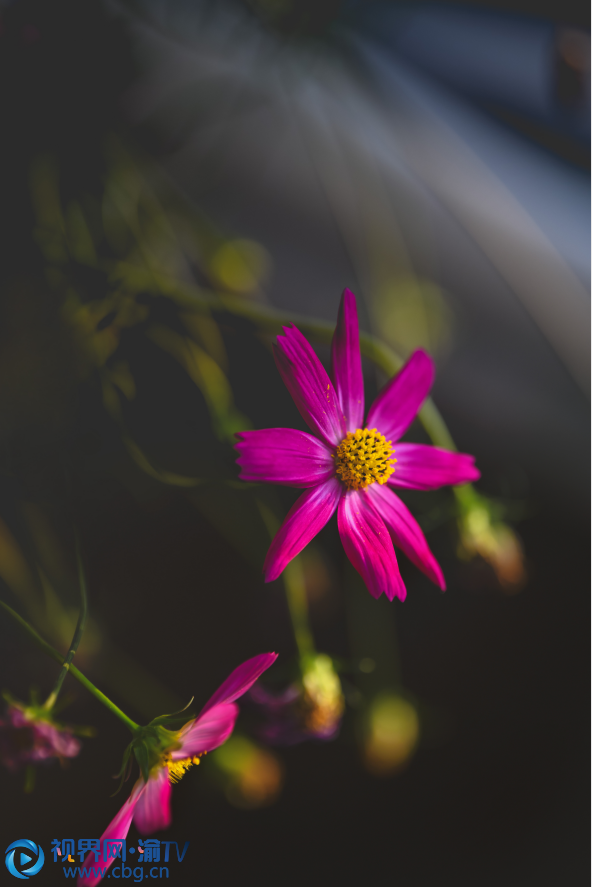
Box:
(28, 137), (252, 486)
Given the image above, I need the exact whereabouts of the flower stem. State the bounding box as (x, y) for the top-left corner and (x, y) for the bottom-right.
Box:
(0, 599), (140, 735)
(42, 533), (88, 712)
(283, 558), (315, 662)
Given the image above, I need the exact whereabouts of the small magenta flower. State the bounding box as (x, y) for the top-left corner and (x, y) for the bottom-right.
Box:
(78, 653), (277, 887)
(235, 289), (480, 600)
(0, 703), (81, 771)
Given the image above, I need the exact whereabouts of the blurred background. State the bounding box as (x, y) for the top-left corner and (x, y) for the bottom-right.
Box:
(0, 0), (588, 884)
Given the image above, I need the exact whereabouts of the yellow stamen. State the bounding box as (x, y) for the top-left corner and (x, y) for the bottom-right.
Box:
(333, 428), (396, 491)
(166, 754), (202, 784)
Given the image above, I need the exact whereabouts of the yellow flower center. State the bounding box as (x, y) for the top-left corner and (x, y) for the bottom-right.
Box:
(334, 428), (396, 491)
(165, 753), (204, 784)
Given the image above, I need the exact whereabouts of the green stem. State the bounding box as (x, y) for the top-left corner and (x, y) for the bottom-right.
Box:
(43, 534), (88, 711)
(0, 599), (140, 735)
(283, 559), (315, 662)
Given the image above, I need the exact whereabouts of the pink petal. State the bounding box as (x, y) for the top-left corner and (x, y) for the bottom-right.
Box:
(199, 652), (279, 714)
(77, 780), (145, 886)
(366, 350), (435, 443)
(133, 767), (172, 836)
(389, 443), (480, 490)
(263, 477), (343, 582)
(235, 428), (335, 487)
(337, 489), (406, 601)
(330, 288), (364, 432)
(367, 483), (445, 589)
(274, 325), (346, 447)
(174, 702), (239, 757)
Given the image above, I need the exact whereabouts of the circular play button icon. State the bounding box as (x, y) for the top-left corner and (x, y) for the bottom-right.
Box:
(5, 841), (45, 879)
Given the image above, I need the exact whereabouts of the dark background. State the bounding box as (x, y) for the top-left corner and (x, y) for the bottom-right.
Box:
(0, 1), (589, 885)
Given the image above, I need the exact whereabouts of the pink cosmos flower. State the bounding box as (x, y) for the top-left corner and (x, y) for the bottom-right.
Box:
(235, 289), (480, 601)
(0, 704), (81, 771)
(78, 653), (277, 887)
